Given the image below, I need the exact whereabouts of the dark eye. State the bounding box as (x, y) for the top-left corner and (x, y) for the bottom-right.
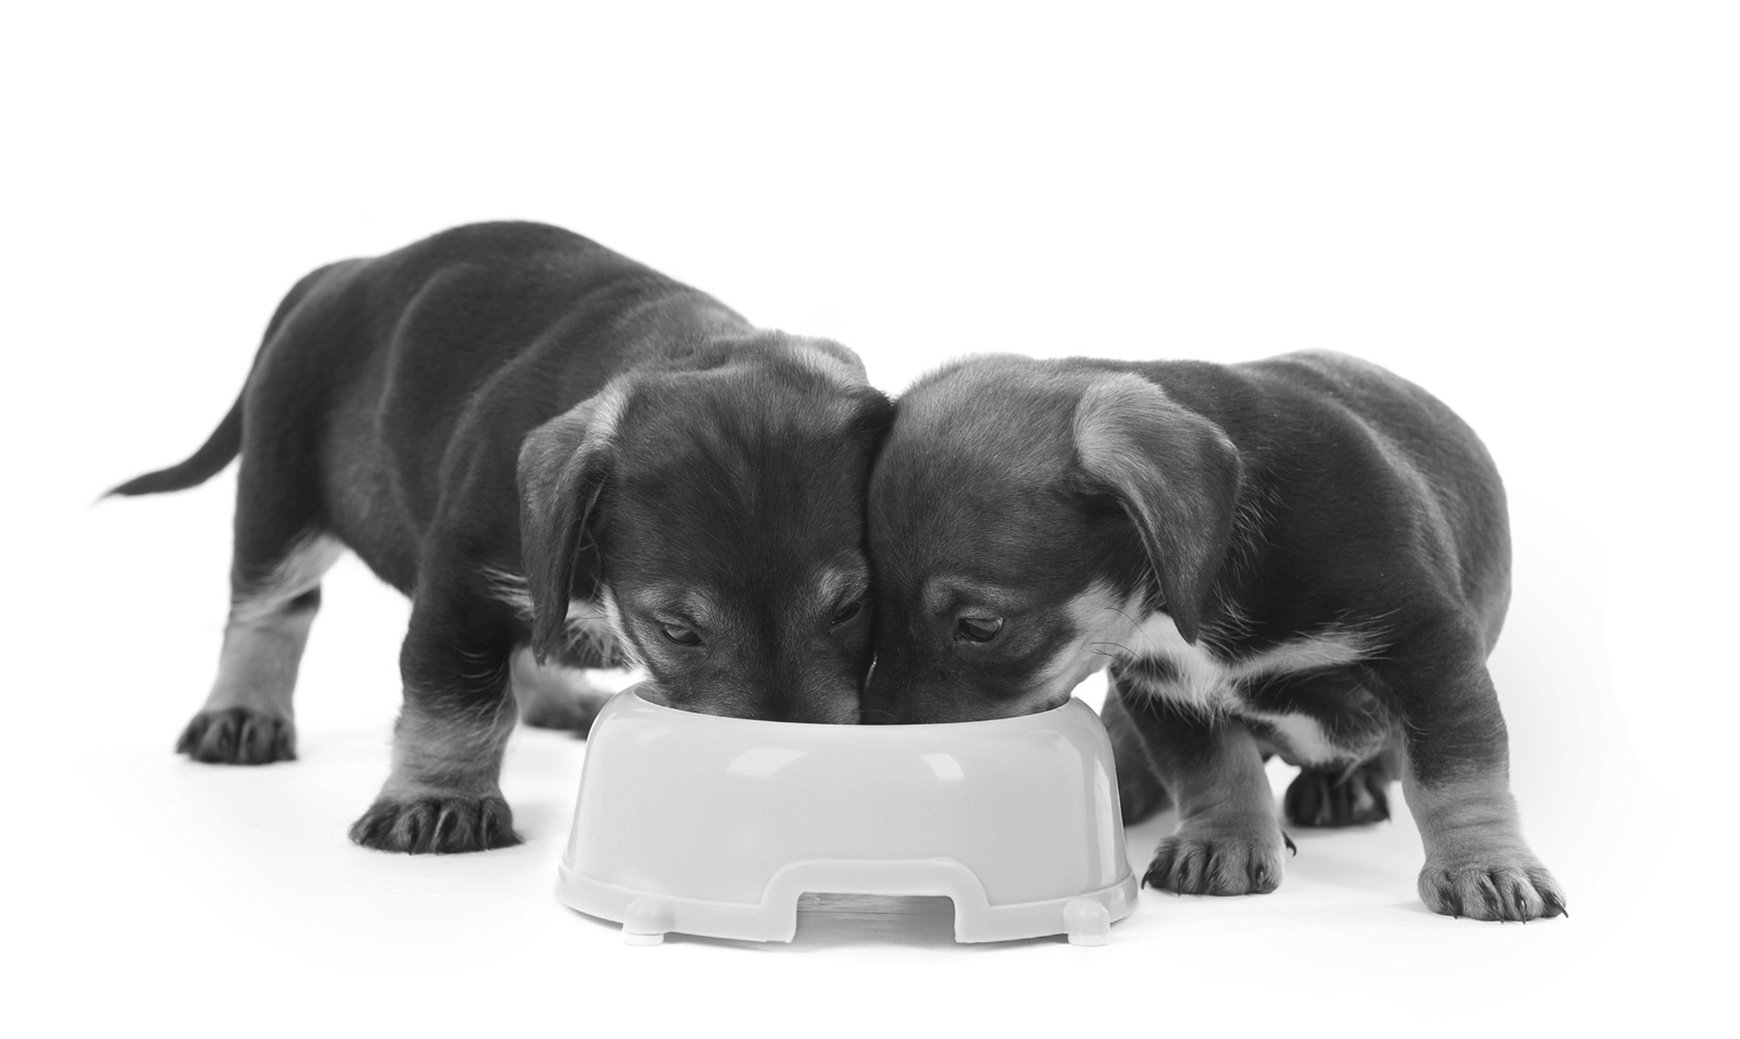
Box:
(830, 599), (864, 627)
(661, 623), (702, 646)
(957, 616), (1004, 643)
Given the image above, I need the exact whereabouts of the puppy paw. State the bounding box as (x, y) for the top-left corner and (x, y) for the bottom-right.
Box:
(509, 650), (613, 737)
(517, 691), (604, 736)
(1284, 763), (1390, 828)
(1418, 860), (1567, 921)
(1143, 823), (1287, 895)
(176, 707), (296, 765)
(348, 794), (521, 854)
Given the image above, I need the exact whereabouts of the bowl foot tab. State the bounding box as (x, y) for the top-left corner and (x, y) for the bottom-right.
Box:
(1063, 898), (1112, 947)
(621, 896), (674, 947)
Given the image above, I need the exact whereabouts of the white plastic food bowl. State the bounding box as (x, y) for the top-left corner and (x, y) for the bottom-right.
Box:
(556, 685), (1138, 946)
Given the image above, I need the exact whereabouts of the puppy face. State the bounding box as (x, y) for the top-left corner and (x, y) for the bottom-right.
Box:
(519, 335), (891, 722)
(864, 359), (1241, 723)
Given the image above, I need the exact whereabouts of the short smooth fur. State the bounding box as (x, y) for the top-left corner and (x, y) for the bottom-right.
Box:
(112, 222), (890, 854)
(865, 351), (1564, 921)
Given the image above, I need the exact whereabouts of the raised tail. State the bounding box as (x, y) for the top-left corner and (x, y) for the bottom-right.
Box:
(106, 395), (243, 497)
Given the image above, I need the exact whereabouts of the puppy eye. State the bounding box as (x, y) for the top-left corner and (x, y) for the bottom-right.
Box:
(956, 616), (1004, 643)
(661, 624), (702, 646)
(830, 599), (864, 626)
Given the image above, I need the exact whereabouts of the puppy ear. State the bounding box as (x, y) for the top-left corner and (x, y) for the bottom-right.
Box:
(516, 383), (630, 663)
(1072, 373), (1242, 644)
(850, 386), (897, 446)
(791, 339), (872, 386)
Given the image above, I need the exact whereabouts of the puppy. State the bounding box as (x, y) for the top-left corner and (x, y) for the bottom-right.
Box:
(111, 222), (889, 853)
(864, 351), (1564, 921)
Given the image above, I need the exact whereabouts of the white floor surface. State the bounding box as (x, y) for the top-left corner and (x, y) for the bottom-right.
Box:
(10, 490), (1720, 1037)
(7, 4), (1734, 1034)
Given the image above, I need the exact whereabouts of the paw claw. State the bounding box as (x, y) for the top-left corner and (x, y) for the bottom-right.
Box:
(1538, 883), (1568, 918)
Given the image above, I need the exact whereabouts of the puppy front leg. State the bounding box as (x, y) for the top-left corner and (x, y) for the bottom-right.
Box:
(1101, 686), (1172, 825)
(350, 586), (520, 854)
(1118, 682), (1286, 895)
(1382, 629), (1566, 921)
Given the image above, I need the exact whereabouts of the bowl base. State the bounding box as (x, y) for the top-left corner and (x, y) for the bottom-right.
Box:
(559, 859), (1138, 946)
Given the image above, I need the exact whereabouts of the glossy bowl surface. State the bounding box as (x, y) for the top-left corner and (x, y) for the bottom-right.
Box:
(557, 685), (1138, 945)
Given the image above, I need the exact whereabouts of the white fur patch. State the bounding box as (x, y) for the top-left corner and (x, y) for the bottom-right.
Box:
(1248, 712), (1339, 765)
(1066, 582), (1382, 738)
(230, 534), (344, 625)
(1119, 606), (1376, 711)
(597, 587), (639, 667)
(482, 567), (625, 664)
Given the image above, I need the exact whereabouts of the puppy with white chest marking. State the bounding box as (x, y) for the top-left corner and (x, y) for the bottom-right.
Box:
(110, 221), (889, 853)
(865, 351), (1565, 921)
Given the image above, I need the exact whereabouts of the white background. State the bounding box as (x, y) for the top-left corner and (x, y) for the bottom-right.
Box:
(5, 2), (1734, 1035)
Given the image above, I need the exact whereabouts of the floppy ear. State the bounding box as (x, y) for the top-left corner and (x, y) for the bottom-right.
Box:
(787, 338), (872, 387)
(849, 385), (897, 446)
(516, 383), (629, 663)
(1072, 373), (1243, 644)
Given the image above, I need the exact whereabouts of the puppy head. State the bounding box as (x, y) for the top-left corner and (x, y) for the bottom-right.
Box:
(518, 333), (892, 723)
(864, 358), (1241, 723)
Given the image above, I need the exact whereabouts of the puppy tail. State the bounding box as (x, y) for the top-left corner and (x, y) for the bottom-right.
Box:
(105, 394), (243, 497)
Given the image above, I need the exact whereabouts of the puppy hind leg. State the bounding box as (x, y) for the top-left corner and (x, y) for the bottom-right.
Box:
(1384, 635), (1565, 921)
(179, 532), (342, 765)
(1284, 747), (1399, 828)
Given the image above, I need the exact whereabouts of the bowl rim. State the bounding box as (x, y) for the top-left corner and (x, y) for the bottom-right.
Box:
(619, 682), (1080, 736)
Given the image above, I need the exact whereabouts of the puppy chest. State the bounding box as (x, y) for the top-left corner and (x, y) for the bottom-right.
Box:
(1114, 616), (1392, 766)
(1239, 672), (1394, 767)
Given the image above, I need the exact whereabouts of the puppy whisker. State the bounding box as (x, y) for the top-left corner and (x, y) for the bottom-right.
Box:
(1086, 640), (1137, 660)
(1106, 604), (1161, 657)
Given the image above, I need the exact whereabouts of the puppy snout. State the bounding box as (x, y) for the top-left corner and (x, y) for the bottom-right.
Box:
(778, 698), (860, 725)
(859, 670), (909, 724)
(764, 676), (861, 725)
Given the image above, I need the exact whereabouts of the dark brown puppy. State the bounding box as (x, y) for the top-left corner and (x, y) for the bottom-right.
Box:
(865, 351), (1563, 921)
(112, 222), (888, 853)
